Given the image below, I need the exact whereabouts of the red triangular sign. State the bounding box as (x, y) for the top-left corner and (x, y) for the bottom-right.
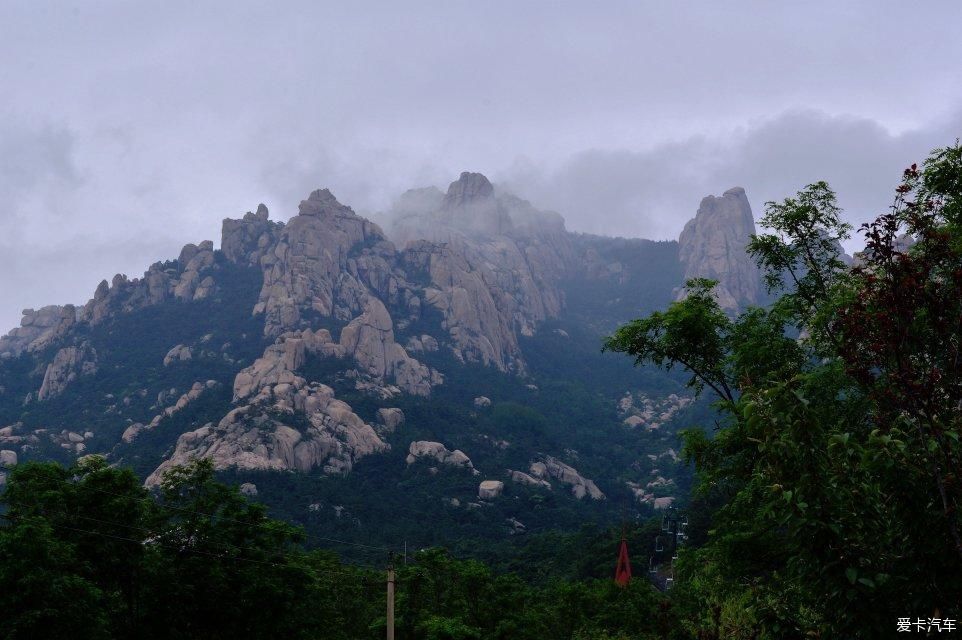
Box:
(614, 537), (632, 586)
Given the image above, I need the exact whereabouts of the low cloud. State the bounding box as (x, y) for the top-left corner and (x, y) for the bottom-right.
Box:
(500, 109), (962, 246)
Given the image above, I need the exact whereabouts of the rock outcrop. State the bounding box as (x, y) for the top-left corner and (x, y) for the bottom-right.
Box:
(37, 343), (98, 400)
(146, 326), (392, 485)
(233, 330), (332, 401)
(338, 297), (434, 396)
(0, 226), (237, 372)
(3, 176), (751, 393)
(146, 377), (386, 486)
(0, 305), (78, 358)
(392, 172), (565, 244)
(0, 450), (17, 467)
(653, 496), (675, 510)
(2, 173), (628, 395)
(2, 229), (235, 364)
(529, 456), (604, 500)
(677, 187), (761, 311)
(232, 321), (434, 400)
(151, 381), (219, 429)
(619, 391), (693, 431)
(49, 429), (93, 455)
(406, 441), (477, 472)
(122, 423), (146, 444)
(507, 469), (551, 489)
(220, 204), (281, 266)
(81, 241), (220, 328)
(478, 480), (504, 500)
(627, 475), (676, 507)
(0, 170), (762, 523)
(163, 344), (193, 367)
(253, 189), (399, 336)
(376, 408), (405, 432)
(392, 172), (573, 371)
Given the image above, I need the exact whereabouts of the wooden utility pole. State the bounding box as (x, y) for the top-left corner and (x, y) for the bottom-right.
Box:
(386, 563), (395, 640)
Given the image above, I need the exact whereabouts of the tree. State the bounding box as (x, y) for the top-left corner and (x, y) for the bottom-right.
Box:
(1, 457), (152, 639)
(0, 516), (109, 639)
(833, 147), (962, 561)
(0, 457), (381, 640)
(606, 143), (962, 637)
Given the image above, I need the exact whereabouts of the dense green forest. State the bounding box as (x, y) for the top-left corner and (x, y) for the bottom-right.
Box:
(0, 457), (674, 640)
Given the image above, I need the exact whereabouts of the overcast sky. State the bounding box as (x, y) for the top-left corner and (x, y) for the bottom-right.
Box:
(2, 1), (961, 333)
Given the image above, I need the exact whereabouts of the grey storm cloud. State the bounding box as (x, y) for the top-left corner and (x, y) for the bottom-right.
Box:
(1, 1), (961, 332)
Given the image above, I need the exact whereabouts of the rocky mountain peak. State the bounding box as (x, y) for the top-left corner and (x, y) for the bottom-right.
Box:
(221, 204), (281, 266)
(677, 186), (761, 310)
(298, 188), (355, 217)
(442, 172), (495, 209)
(723, 186), (746, 197)
(433, 172), (511, 237)
(693, 187), (754, 230)
(389, 171), (570, 243)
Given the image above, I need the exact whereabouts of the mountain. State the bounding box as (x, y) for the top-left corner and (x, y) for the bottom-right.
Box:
(0, 173), (760, 555)
(677, 186), (761, 310)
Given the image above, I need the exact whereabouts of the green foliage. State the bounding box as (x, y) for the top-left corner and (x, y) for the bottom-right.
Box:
(0, 458), (672, 639)
(395, 547), (669, 640)
(604, 278), (736, 403)
(608, 143), (962, 637)
(0, 517), (110, 639)
(0, 458), (382, 640)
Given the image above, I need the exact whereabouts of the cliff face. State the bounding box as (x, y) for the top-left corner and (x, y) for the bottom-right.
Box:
(252, 188), (400, 335)
(677, 187), (762, 310)
(391, 172), (574, 371)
